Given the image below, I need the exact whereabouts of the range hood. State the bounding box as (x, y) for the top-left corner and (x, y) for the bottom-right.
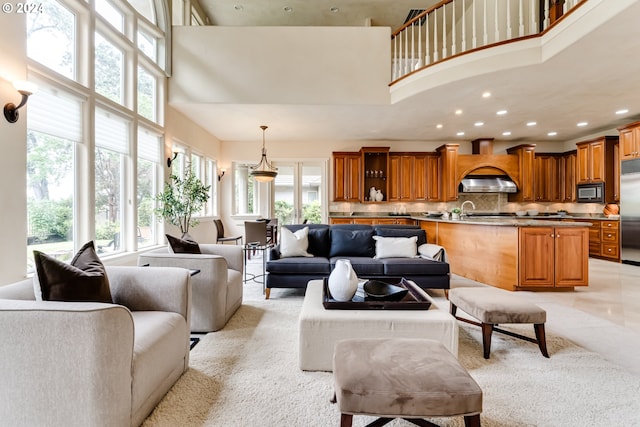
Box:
(459, 175), (518, 193)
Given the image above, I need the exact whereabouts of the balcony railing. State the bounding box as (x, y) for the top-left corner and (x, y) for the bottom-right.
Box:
(391, 0), (586, 84)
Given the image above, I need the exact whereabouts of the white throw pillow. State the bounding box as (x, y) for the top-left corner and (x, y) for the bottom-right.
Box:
(280, 227), (313, 258)
(373, 236), (418, 259)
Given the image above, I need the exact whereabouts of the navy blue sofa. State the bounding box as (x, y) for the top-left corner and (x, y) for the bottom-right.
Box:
(264, 224), (450, 298)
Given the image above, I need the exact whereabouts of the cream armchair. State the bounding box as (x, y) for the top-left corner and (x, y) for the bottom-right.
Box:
(0, 266), (191, 427)
(138, 243), (243, 332)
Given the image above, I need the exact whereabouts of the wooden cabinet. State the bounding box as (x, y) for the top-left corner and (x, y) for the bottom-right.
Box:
(576, 136), (618, 203)
(332, 152), (361, 202)
(427, 155), (441, 201)
(570, 218), (620, 261)
(329, 218), (354, 225)
(618, 121), (640, 160)
(519, 226), (589, 288)
(361, 147), (389, 202)
(613, 142), (620, 202)
(600, 220), (620, 260)
(388, 154), (414, 202)
(534, 154), (562, 202)
(576, 136), (617, 183)
(437, 144), (459, 201)
(562, 151), (577, 202)
(507, 144), (536, 202)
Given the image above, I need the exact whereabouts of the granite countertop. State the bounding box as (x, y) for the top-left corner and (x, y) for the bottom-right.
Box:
(329, 211), (618, 222)
(411, 216), (593, 227)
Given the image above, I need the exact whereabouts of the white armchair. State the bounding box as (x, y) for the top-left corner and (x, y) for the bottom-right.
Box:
(138, 243), (243, 332)
(0, 266), (191, 427)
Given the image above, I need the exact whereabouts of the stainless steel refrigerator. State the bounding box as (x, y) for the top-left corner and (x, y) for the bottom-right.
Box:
(621, 158), (640, 265)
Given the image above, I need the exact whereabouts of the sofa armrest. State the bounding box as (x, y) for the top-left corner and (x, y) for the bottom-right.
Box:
(198, 243), (243, 273)
(0, 300), (134, 427)
(107, 266), (191, 325)
(267, 245), (281, 261)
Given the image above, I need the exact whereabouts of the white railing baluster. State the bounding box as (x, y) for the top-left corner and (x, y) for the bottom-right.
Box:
(530, 0), (537, 35)
(544, 0), (550, 30)
(426, 15), (431, 65)
(461, 0), (467, 52)
(442, 3), (448, 58)
(390, 0), (583, 82)
(494, 0), (500, 42)
(434, 8), (439, 62)
(506, 0), (512, 39)
(472, 0), (477, 48)
(483, 0), (488, 45)
(452, 0), (457, 56)
(519, 0), (525, 37)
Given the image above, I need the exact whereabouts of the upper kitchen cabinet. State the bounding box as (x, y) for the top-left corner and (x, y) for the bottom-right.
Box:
(507, 144), (536, 202)
(333, 152), (361, 202)
(562, 150), (577, 202)
(576, 136), (617, 185)
(361, 147), (390, 202)
(534, 154), (562, 202)
(388, 154), (414, 202)
(437, 144), (459, 201)
(619, 121), (640, 160)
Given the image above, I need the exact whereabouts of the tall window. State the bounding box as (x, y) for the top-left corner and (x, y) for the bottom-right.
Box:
(26, 87), (82, 272)
(95, 32), (124, 104)
(233, 163), (258, 215)
(26, 0), (76, 80)
(95, 108), (130, 254)
(137, 128), (161, 247)
(25, 0), (167, 271)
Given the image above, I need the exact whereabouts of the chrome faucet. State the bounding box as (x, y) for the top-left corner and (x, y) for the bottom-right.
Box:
(460, 200), (476, 218)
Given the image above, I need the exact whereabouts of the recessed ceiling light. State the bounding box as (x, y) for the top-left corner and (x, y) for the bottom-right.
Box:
(474, 121), (484, 127)
(548, 131), (557, 136)
(496, 110), (507, 115)
(502, 131), (511, 136)
(456, 131), (465, 136)
(616, 109), (629, 115)
(482, 92), (491, 98)
(330, 6), (339, 12)
(577, 121), (588, 127)
(283, 6), (292, 12)
(436, 124), (443, 129)
(455, 109), (463, 115)
(526, 121), (537, 126)
(234, 4), (243, 10)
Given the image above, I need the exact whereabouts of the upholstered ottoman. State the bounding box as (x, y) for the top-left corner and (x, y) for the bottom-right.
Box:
(448, 287), (549, 359)
(332, 338), (483, 427)
(299, 280), (458, 371)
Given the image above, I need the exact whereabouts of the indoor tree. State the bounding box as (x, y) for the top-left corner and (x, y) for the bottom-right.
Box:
(155, 165), (210, 236)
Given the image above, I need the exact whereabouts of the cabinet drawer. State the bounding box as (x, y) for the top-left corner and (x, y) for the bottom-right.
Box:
(589, 242), (601, 256)
(601, 229), (619, 243)
(601, 221), (619, 230)
(601, 243), (619, 258)
(588, 228), (601, 243)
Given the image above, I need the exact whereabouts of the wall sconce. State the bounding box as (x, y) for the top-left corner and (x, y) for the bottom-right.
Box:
(4, 80), (37, 123)
(217, 168), (226, 181)
(166, 152), (178, 168)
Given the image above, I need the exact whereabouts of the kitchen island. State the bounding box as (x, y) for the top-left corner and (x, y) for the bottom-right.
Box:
(413, 216), (591, 291)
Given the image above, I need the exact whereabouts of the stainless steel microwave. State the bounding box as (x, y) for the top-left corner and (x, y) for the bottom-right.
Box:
(577, 182), (605, 203)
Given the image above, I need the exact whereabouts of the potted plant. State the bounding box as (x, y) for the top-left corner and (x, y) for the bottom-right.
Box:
(451, 207), (461, 221)
(155, 166), (211, 237)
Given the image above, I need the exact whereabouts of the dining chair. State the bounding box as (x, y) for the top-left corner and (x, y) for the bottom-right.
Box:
(214, 219), (242, 245)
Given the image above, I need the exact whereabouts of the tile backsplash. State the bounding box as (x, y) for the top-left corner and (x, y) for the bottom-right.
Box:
(330, 193), (608, 215)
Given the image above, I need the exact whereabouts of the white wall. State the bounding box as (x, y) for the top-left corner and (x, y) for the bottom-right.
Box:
(170, 26), (391, 105)
(0, 13), (28, 282)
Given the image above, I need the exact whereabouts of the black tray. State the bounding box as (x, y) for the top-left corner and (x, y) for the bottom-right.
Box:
(322, 277), (432, 310)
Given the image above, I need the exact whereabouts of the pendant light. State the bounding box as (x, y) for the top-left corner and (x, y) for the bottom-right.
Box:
(250, 125), (278, 182)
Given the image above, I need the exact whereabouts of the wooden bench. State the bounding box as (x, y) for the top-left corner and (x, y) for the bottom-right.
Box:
(448, 287), (549, 359)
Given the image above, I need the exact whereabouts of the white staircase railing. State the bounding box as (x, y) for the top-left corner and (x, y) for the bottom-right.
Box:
(391, 0), (586, 83)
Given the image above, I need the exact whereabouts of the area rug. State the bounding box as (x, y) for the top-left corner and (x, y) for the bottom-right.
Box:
(142, 290), (640, 427)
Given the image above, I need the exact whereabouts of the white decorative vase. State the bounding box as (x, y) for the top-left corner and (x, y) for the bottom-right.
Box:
(328, 259), (358, 302)
(369, 187), (377, 201)
(375, 190), (384, 202)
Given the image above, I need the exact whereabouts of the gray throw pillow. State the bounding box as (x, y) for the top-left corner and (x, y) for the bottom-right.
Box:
(166, 234), (201, 254)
